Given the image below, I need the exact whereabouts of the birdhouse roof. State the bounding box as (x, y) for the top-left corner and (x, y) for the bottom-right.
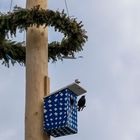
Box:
(47, 83), (87, 97)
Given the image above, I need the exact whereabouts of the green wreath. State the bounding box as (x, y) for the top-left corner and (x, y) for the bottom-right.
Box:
(0, 6), (87, 67)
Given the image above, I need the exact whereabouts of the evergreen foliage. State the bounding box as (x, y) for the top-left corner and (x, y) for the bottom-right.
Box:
(0, 6), (88, 67)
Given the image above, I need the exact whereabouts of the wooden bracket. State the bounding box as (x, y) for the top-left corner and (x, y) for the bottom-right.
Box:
(44, 76), (50, 96)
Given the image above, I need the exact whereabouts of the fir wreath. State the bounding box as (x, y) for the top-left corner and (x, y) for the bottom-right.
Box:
(0, 6), (87, 67)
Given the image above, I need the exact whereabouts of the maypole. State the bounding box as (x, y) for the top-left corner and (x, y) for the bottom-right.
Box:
(25, 0), (50, 140)
(0, 0), (88, 139)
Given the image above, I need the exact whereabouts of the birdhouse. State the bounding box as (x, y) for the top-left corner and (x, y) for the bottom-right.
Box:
(43, 83), (86, 137)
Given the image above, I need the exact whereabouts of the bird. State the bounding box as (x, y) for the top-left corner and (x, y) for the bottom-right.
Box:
(77, 95), (86, 111)
(75, 79), (80, 84)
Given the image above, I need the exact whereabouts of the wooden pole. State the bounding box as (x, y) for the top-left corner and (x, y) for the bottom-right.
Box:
(25, 0), (50, 140)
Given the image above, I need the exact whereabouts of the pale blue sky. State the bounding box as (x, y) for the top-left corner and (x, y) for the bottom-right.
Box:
(0, 0), (140, 140)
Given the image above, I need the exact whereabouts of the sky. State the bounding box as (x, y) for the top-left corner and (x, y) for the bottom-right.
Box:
(0, 0), (140, 140)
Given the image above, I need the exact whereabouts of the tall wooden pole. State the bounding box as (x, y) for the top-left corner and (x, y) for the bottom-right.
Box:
(25, 0), (50, 140)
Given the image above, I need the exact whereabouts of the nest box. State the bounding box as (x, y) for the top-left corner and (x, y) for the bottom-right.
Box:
(43, 83), (86, 137)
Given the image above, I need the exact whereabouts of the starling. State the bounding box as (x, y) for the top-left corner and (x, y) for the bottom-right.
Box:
(75, 79), (80, 84)
(78, 95), (86, 111)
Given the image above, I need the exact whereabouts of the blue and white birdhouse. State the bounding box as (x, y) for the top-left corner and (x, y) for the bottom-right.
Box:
(43, 83), (86, 137)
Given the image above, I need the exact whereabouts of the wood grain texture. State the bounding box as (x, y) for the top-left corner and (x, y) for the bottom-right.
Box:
(25, 0), (50, 140)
